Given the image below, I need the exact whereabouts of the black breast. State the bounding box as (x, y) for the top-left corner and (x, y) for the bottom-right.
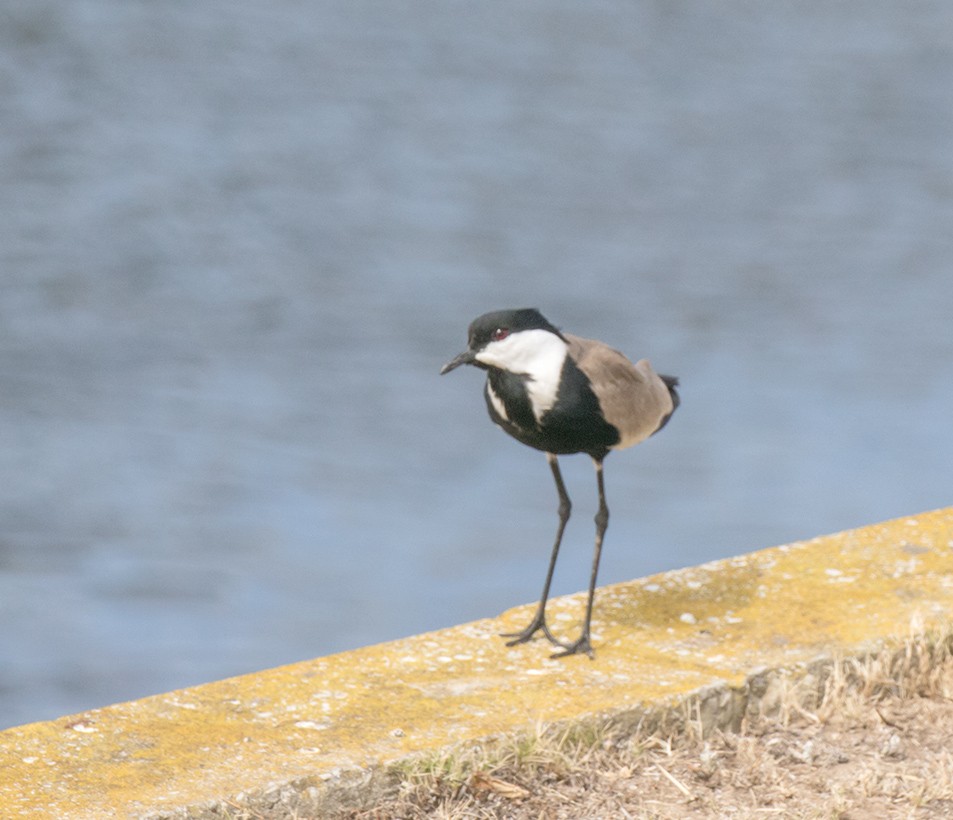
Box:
(541, 357), (619, 459)
(484, 359), (619, 460)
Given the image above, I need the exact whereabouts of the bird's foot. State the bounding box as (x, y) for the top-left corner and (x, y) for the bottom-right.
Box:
(501, 613), (561, 647)
(549, 632), (594, 660)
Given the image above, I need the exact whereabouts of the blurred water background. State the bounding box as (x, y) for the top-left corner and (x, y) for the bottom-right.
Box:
(2, 1), (952, 729)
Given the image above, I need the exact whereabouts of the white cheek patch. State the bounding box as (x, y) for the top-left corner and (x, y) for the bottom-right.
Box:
(475, 329), (568, 423)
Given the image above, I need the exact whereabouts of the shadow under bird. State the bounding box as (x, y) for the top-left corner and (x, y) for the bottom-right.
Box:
(441, 308), (679, 658)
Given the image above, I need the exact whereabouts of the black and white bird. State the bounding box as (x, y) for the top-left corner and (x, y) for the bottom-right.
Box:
(441, 308), (679, 658)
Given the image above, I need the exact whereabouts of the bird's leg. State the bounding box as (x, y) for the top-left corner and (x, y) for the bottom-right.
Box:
(551, 458), (608, 659)
(502, 453), (569, 647)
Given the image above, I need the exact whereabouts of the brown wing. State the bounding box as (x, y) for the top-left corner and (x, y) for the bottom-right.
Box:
(565, 334), (676, 450)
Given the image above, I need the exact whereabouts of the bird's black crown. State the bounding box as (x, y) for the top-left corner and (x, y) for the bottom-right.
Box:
(467, 308), (564, 348)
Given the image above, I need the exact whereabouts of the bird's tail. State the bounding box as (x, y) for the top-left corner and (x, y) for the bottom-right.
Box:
(653, 374), (680, 434)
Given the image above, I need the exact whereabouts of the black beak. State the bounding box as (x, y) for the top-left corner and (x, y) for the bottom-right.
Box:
(440, 349), (476, 375)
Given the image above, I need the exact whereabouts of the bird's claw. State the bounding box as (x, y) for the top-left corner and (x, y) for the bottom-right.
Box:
(549, 633), (594, 659)
(501, 614), (561, 647)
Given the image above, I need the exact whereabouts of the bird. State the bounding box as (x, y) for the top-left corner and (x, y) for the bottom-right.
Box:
(441, 308), (679, 658)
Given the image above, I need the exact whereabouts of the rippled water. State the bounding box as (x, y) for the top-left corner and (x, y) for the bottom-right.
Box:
(1, 1), (952, 728)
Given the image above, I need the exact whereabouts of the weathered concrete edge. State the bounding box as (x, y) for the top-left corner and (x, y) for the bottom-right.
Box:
(149, 656), (857, 819)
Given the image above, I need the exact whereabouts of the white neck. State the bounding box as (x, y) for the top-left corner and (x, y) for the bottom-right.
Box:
(475, 329), (568, 422)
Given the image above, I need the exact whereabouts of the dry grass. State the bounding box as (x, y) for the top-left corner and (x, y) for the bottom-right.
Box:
(212, 627), (953, 820)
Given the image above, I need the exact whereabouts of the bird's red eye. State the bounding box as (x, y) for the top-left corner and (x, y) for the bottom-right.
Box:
(491, 327), (510, 341)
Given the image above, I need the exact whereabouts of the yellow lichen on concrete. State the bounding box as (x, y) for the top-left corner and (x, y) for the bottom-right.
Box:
(2, 507), (953, 818)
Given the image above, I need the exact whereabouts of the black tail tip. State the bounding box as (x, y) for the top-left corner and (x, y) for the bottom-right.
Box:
(659, 374), (681, 412)
(660, 373), (680, 415)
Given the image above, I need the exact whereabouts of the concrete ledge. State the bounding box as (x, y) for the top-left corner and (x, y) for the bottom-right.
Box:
(2, 507), (953, 818)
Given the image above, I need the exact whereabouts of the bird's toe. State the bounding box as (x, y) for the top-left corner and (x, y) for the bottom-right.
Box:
(500, 617), (561, 647)
(549, 634), (594, 660)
